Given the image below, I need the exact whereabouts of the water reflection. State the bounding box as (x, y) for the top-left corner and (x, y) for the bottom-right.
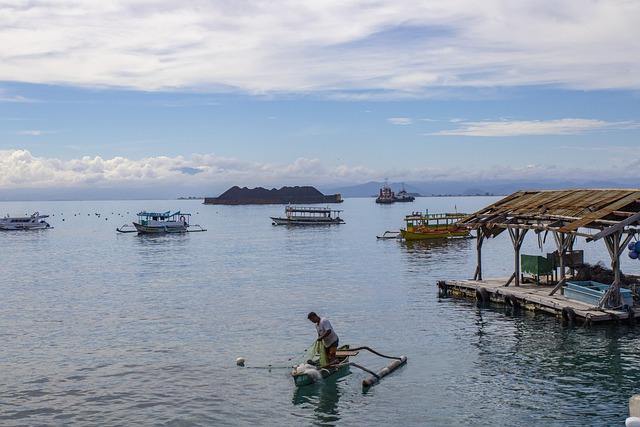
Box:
(468, 303), (640, 422)
(401, 237), (473, 258)
(401, 237), (475, 277)
(292, 368), (350, 425)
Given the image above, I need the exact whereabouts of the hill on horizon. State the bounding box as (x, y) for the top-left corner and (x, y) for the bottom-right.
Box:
(326, 179), (640, 198)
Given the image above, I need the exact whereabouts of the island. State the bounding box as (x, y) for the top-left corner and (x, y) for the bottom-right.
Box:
(203, 186), (343, 205)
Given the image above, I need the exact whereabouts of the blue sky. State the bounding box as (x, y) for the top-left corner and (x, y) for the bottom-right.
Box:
(1, 1), (639, 198)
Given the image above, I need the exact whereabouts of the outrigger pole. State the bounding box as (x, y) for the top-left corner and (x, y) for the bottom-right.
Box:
(320, 346), (407, 389)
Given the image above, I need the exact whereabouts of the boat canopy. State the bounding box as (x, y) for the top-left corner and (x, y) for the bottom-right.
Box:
(136, 211), (190, 219)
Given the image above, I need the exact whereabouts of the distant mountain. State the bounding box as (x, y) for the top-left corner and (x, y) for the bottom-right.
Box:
(325, 179), (640, 199)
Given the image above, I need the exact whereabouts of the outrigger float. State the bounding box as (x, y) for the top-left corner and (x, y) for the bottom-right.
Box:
(291, 343), (407, 390)
(116, 210), (206, 234)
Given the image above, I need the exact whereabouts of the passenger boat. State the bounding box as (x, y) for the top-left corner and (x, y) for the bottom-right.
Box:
(291, 347), (357, 387)
(0, 212), (52, 230)
(400, 210), (470, 240)
(270, 205), (344, 225)
(116, 210), (206, 234)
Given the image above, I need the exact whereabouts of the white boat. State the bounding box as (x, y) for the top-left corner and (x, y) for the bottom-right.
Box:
(0, 212), (52, 230)
(116, 211), (206, 234)
(270, 205), (345, 225)
(394, 186), (415, 202)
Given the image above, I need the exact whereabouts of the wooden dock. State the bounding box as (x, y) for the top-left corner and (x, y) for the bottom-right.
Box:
(437, 278), (637, 325)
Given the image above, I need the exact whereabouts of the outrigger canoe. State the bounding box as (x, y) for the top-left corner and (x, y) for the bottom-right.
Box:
(291, 345), (407, 389)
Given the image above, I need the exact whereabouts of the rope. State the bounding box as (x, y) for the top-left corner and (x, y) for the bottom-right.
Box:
(348, 346), (403, 360)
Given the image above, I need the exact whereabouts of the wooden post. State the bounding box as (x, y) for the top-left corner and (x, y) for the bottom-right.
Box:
(474, 228), (484, 281)
(508, 227), (527, 287)
(599, 231), (634, 308)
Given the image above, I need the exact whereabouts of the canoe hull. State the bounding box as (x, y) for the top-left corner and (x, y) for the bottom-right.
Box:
(400, 229), (470, 240)
(133, 222), (188, 234)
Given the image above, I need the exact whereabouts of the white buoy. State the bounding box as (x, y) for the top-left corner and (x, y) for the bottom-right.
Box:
(236, 357), (245, 367)
(626, 417), (640, 427)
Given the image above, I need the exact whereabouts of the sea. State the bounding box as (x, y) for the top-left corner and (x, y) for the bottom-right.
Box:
(3, 196), (640, 426)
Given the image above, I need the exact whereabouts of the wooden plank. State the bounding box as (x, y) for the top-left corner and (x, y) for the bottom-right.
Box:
(438, 278), (636, 325)
(557, 192), (640, 233)
(586, 211), (640, 242)
(336, 350), (359, 357)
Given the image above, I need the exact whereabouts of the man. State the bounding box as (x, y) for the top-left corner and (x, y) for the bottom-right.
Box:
(307, 312), (339, 363)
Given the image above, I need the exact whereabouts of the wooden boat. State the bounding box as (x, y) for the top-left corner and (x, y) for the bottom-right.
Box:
(400, 210), (470, 240)
(291, 347), (358, 387)
(376, 230), (401, 239)
(291, 345), (408, 389)
(116, 211), (206, 234)
(0, 212), (52, 230)
(270, 205), (344, 225)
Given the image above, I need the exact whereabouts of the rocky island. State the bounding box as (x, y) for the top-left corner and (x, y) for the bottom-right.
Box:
(203, 186), (343, 205)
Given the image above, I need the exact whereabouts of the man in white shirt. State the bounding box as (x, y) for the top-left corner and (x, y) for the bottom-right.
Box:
(307, 312), (339, 362)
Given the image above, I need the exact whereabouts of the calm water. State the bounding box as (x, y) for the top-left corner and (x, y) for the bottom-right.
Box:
(2, 197), (640, 426)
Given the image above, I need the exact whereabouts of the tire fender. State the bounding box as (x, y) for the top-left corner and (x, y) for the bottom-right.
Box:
(476, 287), (490, 303)
(562, 306), (576, 322)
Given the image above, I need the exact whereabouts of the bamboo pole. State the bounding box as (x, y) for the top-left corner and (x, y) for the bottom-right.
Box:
(362, 355), (407, 388)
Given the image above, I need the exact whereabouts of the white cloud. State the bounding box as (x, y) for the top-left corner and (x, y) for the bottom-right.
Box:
(1, 149), (639, 197)
(0, 150), (376, 191)
(0, 1), (638, 95)
(430, 118), (639, 137)
(15, 130), (49, 136)
(387, 118), (413, 125)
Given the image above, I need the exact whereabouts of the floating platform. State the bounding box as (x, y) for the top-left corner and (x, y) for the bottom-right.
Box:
(437, 278), (637, 325)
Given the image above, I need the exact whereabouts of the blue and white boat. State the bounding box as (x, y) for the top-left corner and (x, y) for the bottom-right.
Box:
(117, 211), (206, 234)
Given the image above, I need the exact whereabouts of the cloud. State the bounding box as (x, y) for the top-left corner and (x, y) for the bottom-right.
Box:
(1, 149), (639, 199)
(387, 118), (413, 125)
(15, 130), (50, 136)
(0, 150), (376, 191)
(429, 118), (639, 137)
(0, 2), (638, 95)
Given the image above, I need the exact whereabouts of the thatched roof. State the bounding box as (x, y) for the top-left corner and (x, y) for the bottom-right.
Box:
(457, 189), (640, 241)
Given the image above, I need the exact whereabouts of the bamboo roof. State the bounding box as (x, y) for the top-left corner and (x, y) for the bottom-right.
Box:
(457, 189), (640, 241)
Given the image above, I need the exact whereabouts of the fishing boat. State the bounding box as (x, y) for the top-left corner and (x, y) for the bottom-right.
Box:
(270, 205), (344, 225)
(291, 345), (408, 389)
(116, 210), (206, 234)
(0, 212), (52, 230)
(400, 210), (470, 240)
(291, 347), (357, 387)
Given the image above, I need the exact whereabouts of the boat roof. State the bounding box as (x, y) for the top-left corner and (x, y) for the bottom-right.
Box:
(455, 188), (640, 241)
(285, 206), (342, 213)
(136, 210), (190, 218)
(404, 211), (466, 220)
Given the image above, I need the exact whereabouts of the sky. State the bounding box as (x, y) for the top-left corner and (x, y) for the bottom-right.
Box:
(1, 0), (640, 199)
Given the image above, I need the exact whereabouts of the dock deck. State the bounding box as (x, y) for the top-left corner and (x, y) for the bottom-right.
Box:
(437, 278), (637, 325)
